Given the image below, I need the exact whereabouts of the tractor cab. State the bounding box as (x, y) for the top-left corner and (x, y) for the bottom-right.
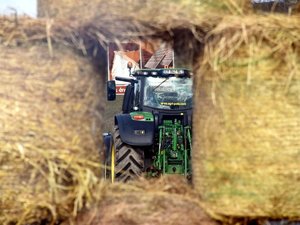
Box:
(107, 68), (193, 111)
(134, 69), (193, 111)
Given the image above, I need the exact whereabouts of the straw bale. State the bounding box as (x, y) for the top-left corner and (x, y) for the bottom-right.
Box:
(4, 0), (300, 222)
(36, 0), (214, 39)
(37, 0), (204, 19)
(36, 0), (300, 42)
(75, 176), (216, 225)
(193, 14), (300, 218)
(0, 41), (103, 224)
(37, 0), (253, 20)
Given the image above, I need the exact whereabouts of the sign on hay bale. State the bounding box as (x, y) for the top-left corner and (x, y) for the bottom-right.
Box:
(0, 44), (103, 223)
(193, 15), (300, 218)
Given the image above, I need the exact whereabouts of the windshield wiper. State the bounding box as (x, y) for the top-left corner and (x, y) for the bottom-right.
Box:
(153, 78), (168, 92)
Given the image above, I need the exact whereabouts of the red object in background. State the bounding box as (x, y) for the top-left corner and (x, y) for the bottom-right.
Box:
(116, 85), (127, 95)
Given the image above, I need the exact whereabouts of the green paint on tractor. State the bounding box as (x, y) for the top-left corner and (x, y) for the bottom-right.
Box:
(154, 119), (192, 177)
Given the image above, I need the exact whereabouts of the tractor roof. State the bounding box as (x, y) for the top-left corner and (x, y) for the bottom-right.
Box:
(132, 68), (192, 78)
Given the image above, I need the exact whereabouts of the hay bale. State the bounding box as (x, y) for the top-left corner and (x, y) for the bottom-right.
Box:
(36, 0), (215, 36)
(37, 0), (200, 19)
(76, 177), (216, 225)
(36, 0), (252, 19)
(18, 0), (300, 221)
(0, 31), (103, 223)
(193, 14), (300, 218)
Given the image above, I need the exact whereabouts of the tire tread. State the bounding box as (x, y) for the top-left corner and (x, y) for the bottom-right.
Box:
(112, 126), (144, 182)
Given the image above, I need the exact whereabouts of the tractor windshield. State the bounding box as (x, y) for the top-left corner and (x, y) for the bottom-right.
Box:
(143, 76), (193, 110)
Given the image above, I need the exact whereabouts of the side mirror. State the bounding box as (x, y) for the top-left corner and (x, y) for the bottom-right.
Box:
(107, 80), (116, 101)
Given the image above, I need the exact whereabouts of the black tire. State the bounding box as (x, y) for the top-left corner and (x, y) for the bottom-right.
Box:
(112, 125), (144, 182)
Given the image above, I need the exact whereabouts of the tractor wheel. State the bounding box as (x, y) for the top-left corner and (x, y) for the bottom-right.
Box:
(111, 126), (144, 182)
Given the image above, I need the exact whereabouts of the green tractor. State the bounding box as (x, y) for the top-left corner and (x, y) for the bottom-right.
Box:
(103, 68), (193, 182)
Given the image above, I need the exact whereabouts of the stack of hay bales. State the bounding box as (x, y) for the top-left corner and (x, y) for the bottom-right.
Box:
(2, 0), (300, 223)
(0, 17), (103, 224)
(32, 0), (300, 220)
(193, 13), (300, 218)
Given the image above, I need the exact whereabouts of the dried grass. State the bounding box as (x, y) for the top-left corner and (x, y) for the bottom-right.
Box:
(1, 0), (300, 223)
(37, 0), (254, 19)
(193, 13), (300, 218)
(75, 176), (216, 225)
(0, 42), (103, 224)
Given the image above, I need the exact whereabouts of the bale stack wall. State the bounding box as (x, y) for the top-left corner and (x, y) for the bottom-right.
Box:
(0, 26), (103, 223)
(2, 0), (300, 223)
(193, 14), (300, 218)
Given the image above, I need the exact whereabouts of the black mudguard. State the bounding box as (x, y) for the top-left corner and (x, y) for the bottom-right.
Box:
(115, 114), (154, 146)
